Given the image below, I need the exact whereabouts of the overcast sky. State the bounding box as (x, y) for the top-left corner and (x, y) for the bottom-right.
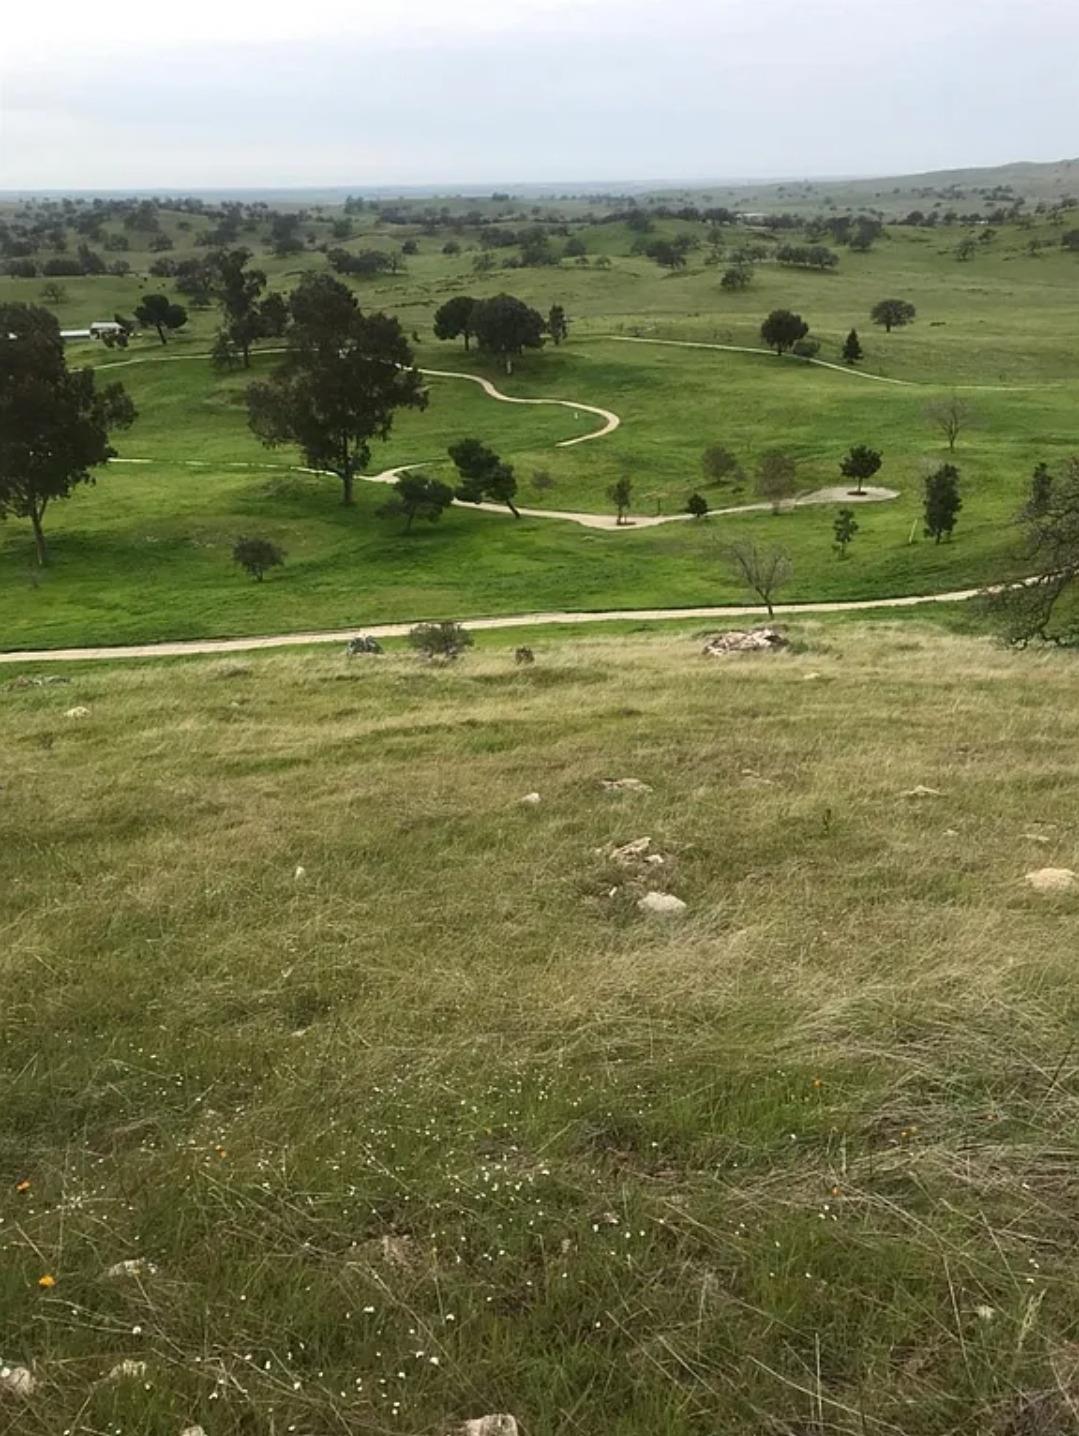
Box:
(2, 0), (1076, 190)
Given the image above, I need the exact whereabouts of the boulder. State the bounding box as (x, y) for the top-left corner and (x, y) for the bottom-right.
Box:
(518, 792), (541, 805)
(900, 785), (943, 799)
(1025, 868), (1078, 894)
(601, 778), (653, 794)
(0, 1364), (35, 1398)
(346, 635), (383, 656)
(64, 706), (90, 719)
(637, 891), (687, 916)
(462, 1418), (519, 1436)
(702, 628), (788, 656)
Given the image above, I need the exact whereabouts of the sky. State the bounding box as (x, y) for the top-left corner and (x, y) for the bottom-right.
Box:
(2, 0), (1076, 190)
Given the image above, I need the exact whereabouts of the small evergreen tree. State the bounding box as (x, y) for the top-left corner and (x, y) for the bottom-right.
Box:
(686, 492), (709, 520)
(1025, 461), (1053, 518)
(833, 507), (858, 558)
(608, 476), (633, 525)
(842, 328), (863, 364)
(546, 304), (569, 345)
(923, 464), (962, 543)
(232, 535), (285, 581)
(839, 444), (882, 496)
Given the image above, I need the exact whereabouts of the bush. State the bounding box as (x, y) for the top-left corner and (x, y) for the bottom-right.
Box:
(232, 536), (286, 581)
(408, 621), (474, 661)
(792, 337), (821, 358)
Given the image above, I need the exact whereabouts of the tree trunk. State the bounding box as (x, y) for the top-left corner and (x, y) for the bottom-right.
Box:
(505, 356), (513, 375)
(341, 469), (354, 506)
(507, 498), (520, 519)
(464, 332), (470, 352)
(156, 323), (167, 344)
(241, 340), (251, 369)
(30, 506), (47, 566)
(405, 509), (415, 532)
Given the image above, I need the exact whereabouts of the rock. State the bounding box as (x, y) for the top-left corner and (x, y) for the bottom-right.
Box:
(702, 628), (788, 656)
(4, 674), (69, 690)
(180, 1428), (208, 1436)
(462, 1418), (519, 1436)
(609, 836), (653, 864)
(518, 792), (541, 805)
(637, 891), (687, 916)
(1025, 867), (1078, 893)
(601, 778), (653, 794)
(108, 1359), (147, 1382)
(900, 785), (943, 799)
(1022, 832), (1052, 845)
(0, 1364), (35, 1398)
(106, 1258), (158, 1279)
(293, 865), (307, 881)
(64, 706), (90, 719)
(346, 635), (383, 656)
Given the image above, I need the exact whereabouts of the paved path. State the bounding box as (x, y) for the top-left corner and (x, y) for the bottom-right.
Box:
(1, 587), (986, 665)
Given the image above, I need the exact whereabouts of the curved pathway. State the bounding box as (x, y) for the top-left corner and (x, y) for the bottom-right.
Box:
(1, 586), (988, 664)
(594, 334), (1045, 391)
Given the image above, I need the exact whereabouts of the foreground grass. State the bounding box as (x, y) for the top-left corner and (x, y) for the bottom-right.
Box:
(3, 626), (1079, 1434)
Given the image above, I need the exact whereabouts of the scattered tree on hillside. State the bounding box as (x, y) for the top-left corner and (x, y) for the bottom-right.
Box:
(842, 328), (863, 364)
(870, 298), (916, 333)
(926, 394), (970, 452)
(380, 471), (455, 531)
(608, 475), (633, 525)
(686, 492), (709, 520)
(720, 263), (753, 291)
(134, 293), (188, 345)
(989, 456), (1079, 644)
(469, 293), (546, 373)
(408, 620), (474, 662)
(701, 444), (745, 488)
(756, 451), (798, 512)
(232, 535), (285, 581)
(839, 444), (882, 496)
(760, 309), (809, 356)
(725, 540), (792, 617)
(547, 304), (569, 345)
(923, 464), (962, 543)
(39, 282), (67, 306)
(1025, 461), (1053, 518)
(0, 303), (136, 565)
(448, 437), (520, 517)
(433, 295), (477, 351)
(955, 237), (978, 261)
(833, 507), (859, 558)
(245, 273), (427, 506)
(207, 248), (288, 368)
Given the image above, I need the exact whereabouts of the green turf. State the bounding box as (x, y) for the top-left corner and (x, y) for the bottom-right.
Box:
(1, 199), (1077, 648)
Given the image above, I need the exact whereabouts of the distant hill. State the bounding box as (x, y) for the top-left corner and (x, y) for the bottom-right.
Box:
(655, 157), (1079, 216)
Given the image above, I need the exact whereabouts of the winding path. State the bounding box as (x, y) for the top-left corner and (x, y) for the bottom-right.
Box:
(1, 587), (987, 664)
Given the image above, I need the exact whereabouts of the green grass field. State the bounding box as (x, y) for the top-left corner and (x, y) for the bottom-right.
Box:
(4, 624), (1079, 1434)
(1, 196), (1077, 649)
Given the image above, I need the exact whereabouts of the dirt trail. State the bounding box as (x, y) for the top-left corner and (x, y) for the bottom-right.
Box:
(1, 587), (986, 665)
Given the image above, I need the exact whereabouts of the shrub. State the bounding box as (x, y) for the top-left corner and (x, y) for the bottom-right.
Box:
(232, 536), (286, 581)
(408, 621), (474, 661)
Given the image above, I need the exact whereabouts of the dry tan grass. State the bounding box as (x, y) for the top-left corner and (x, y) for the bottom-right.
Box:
(3, 623), (1079, 1435)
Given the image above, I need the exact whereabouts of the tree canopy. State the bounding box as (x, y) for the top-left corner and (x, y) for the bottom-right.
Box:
(870, 298), (916, 333)
(469, 294), (546, 373)
(134, 293), (188, 345)
(448, 438), (520, 517)
(760, 310), (809, 356)
(245, 273), (427, 506)
(433, 296), (477, 351)
(0, 303), (136, 564)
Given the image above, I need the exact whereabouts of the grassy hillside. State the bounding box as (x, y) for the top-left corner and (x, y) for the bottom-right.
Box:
(1, 194), (1077, 648)
(4, 625), (1079, 1434)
